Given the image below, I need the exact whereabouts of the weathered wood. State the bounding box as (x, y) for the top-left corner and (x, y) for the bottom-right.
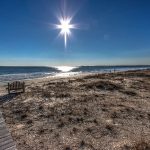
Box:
(0, 112), (16, 150)
(8, 83), (10, 94)
(7, 81), (25, 94)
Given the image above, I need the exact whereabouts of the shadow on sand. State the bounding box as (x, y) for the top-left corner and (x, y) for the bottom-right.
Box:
(0, 93), (20, 104)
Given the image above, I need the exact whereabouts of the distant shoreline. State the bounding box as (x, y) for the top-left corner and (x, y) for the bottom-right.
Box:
(0, 68), (150, 86)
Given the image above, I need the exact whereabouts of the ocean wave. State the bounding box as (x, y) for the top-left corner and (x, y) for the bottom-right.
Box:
(0, 72), (56, 83)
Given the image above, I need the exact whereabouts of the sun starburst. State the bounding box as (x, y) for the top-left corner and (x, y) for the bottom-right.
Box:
(55, 16), (77, 48)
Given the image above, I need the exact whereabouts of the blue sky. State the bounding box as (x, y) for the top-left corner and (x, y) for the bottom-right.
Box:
(0, 0), (150, 66)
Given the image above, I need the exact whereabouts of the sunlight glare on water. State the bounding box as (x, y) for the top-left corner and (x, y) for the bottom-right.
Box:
(55, 66), (76, 72)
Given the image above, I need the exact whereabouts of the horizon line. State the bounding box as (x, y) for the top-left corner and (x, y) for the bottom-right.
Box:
(0, 64), (150, 67)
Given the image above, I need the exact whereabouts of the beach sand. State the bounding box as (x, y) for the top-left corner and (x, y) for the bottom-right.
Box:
(0, 70), (150, 150)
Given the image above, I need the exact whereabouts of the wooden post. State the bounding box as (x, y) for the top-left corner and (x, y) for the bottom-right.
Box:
(8, 83), (10, 94)
(23, 82), (25, 93)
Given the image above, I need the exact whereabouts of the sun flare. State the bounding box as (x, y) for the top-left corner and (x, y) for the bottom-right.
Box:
(55, 17), (77, 48)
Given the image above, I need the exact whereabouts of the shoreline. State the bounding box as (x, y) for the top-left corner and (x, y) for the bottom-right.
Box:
(0, 69), (150, 95)
(0, 68), (149, 85)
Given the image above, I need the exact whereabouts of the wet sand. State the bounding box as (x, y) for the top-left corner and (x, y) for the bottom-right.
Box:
(0, 70), (150, 150)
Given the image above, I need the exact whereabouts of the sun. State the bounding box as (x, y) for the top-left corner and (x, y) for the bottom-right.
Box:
(55, 17), (77, 48)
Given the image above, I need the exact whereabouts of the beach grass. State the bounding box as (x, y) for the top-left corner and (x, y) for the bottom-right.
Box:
(0, 70), (150, 150)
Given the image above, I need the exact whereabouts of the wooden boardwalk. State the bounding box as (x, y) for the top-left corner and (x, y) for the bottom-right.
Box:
(0, 111), (16, 150)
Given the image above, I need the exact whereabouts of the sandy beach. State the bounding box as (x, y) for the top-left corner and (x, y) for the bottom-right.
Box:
(0, 70), (150, 150)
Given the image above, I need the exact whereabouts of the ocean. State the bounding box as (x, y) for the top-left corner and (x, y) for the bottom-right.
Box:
(0, 65), (149, 83)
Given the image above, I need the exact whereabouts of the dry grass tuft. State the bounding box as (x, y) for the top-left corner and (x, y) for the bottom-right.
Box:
(64, 146), (72, 150)
(121, 89), (137, 96)
(82, 80), (123, 91)
(133, 141), (150, 150)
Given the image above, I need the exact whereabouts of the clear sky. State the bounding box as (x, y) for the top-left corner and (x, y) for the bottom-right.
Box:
(0, 0), (150, 66)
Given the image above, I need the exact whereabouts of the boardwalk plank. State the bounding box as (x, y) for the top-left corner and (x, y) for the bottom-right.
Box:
(0, 134), (10, 140)
(0, 111), (16, 150)
(0, 136), (13, 144)
(0, 141), (16, 150)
